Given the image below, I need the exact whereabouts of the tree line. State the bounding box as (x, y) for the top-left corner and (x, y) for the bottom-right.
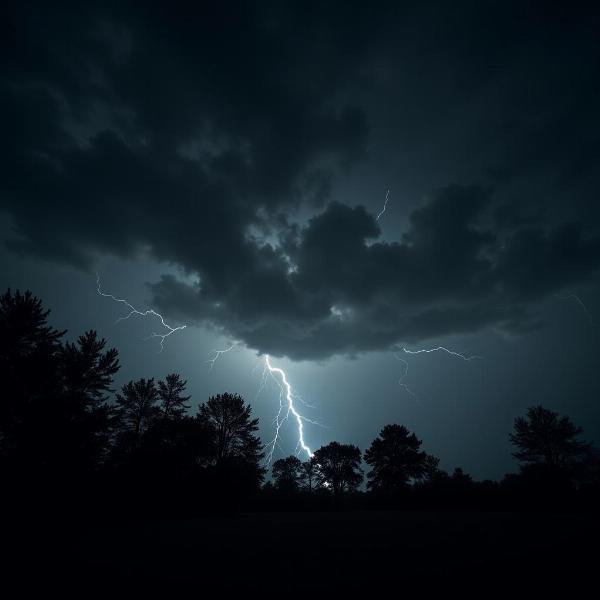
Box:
(267, 410), (600, 510)
(1, 289), (599, 517)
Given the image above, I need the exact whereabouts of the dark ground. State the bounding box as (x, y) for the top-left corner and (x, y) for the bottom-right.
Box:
(7, 510), (599, 595)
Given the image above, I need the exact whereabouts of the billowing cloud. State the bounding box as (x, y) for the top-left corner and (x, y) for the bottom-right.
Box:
(147, 185), (600, 359)
(2, 2), (600, 360)
(1, 2), (370, 268)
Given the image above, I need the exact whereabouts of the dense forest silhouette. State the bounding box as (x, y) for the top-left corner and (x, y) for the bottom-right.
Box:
(2, 288), (599, 518)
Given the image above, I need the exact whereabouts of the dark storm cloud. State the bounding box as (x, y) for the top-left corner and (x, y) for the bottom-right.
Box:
(150, 185), (600, 359)
(2, 1), (600, 360)
(1, 1), (371, 266)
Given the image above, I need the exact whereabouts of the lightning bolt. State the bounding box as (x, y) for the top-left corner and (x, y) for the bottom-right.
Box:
(95, 276), (314, 461)
(555, 293), (597, 326)
(96, 273), (186, 351)
(95, 277), (314, 462)
(264, 354), (314, 462)
(376, 189), (390, 221)
(96, 275), (482, 463)
(205, 343), (317, 463)
(95, 272), (484, 469)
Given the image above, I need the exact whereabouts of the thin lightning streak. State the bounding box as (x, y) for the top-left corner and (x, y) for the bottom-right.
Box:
(96, 274), (186, 351)
(401, 346), (483, 361)
(288, 388), (317, 409)
(395, 346), (482, 397)
(250, 358), (264, 376)
(252, 358), (269, 402)
(376, 189), (390, 221)
(393, 354), (419, 401)
(555, 293), (597, 326)
(205, 341), (240, 371)
(266, 376), (289, 465)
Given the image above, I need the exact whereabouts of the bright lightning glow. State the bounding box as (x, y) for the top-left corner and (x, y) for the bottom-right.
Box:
(96, 274), (186, 351)
(96, 277), (483, 466)
(205, 343), (317, 463)
(264, 354), (313, 462)
(376, 189), (390, 220)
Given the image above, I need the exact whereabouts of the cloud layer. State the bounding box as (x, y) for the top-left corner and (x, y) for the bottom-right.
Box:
(2, 1), (600, 359)
(149, 185), (600, 359)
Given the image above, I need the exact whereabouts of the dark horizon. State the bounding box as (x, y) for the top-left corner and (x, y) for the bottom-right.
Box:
(2, 0), (600, 481)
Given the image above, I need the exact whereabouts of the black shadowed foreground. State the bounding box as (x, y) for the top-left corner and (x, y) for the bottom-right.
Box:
(8, 511), (600, 594)
(3, 290), (599, 593)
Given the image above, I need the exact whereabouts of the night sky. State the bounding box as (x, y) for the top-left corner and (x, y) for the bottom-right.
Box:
(2, 1), (599, 479)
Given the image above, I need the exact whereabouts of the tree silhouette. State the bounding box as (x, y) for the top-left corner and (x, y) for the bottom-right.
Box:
(143, 374), (197, 472)
(8, 284), (600, 519)
(198, 393), (264, 465)
(59, 330), (120, 468)
(449, 467), (473, 486)
(116, 378), (159, 449)
(0, 289), (64, 359)
(428, 467), (474, 490)
(272, 455), (303, 492)
(1, 290), (65, 465)
(364, 424), (439, 493)
(198, 393), (265, 500)
(313, 442), (362, 503)
(157, 373), (190, 421)
(300, 456), (321, 493)
(61, 331), (119, 403)
(1, 293), (120, 488)
(510, 406), (591, 471)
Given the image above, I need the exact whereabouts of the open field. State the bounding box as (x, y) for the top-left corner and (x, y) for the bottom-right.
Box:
(8, 510), (599, 594)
